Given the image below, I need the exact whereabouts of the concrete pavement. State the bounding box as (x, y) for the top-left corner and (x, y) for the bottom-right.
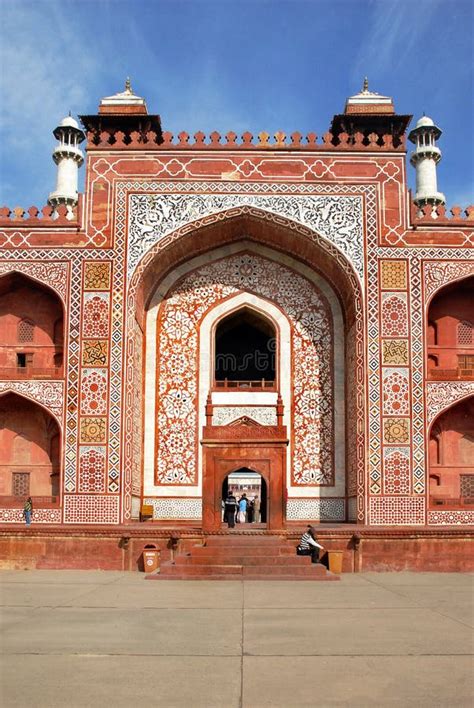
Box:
(0, 570), (472, 707)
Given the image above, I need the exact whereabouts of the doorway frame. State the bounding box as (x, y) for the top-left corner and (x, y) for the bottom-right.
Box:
(201, 438), (287, 532)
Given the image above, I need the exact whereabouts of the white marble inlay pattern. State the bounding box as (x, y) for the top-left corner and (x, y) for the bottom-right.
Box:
(128, 193), (364, 278)
(212, 406), (277, 426)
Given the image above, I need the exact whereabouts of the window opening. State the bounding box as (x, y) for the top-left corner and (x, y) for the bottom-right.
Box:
(215, 309), (276, 387)
(18, 319), (34, 343)
(12, 472), (30, 497)
(457, 321), (473, 346)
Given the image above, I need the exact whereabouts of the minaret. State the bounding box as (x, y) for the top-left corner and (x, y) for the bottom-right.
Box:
(408, 115), (445, 207)
(48, 114), (86, 210)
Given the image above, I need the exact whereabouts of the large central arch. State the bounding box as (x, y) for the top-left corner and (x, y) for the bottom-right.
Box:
(123, 209), (365, 524)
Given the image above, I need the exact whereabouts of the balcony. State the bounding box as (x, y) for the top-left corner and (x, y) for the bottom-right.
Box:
(214, 379), (276, 391)
(430, 497), (474, 508)
(428, 368), (474, 381)
(0, 495), (59, 508)
(0, 367), (63, 380)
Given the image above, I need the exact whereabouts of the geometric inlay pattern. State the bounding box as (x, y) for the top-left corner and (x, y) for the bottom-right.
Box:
(0, 508), (62, 524)
(78, 446), (106, 493)
(63, 495), (119, 524)
(82, 294), (110, 338)
(143, 498), (202, 519)
(383, 417), (410, 444)
(382, 339), (409, 365)
(80, 417), (107, 443)
(83, 261), (111, 291)
(428, 509), (474, 525)
(381, 294), (409, 337)
(382, 369), (410, 415)
(286, 498), (345, 521)
(383, 448), (411, 494)
(80, 369), (108, 415)
(380, 259), (407, 290)
(81, 340), (109, 366)
(370, 496), (425, 525)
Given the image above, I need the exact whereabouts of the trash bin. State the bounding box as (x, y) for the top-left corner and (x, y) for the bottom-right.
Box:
(142, 544), (160, 573)
(327, 550), (344, 574)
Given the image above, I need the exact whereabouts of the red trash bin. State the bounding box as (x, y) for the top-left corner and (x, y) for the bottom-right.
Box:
(142, 544), (160, 573)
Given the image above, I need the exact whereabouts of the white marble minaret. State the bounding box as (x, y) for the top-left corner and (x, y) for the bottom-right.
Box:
(48, 115), (85, 209)
(408, 115), (445, 207)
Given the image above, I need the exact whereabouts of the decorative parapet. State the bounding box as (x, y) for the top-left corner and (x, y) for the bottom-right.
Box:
(411, 201), (474, 226)
(83, 128), (407, 152)
(0, 200), (80, 227)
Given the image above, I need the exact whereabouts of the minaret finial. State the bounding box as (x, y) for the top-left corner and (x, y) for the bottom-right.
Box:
(125, 77), (132, 93)
(363, 76), (369, 92)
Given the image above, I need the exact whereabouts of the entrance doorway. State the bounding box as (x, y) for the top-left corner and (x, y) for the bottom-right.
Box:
(222, 468), (267, 526)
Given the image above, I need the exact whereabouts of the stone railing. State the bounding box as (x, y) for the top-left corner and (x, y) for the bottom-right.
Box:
(0, 367), (64, 380)
(0, 200), (80, 227)
(411, 202), (474, 225)
(85, 128), (407, 151)
(428, 368), (474, 380)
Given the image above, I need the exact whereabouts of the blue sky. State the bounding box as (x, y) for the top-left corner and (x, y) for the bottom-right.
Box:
(1, 0), (472, 208)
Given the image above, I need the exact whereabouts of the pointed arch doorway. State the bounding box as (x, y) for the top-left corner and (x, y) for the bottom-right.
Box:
(222, 468), (268, 526)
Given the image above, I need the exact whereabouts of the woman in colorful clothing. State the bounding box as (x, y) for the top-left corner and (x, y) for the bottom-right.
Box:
(23, 497), (33, 526)
(297, 525), (324, 563)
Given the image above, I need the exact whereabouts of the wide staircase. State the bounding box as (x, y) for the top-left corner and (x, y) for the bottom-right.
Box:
(147, 534), (340, 580)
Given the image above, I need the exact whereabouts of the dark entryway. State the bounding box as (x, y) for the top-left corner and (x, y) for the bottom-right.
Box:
(215, 307), (276, 385)
(222, 468), (267, 525)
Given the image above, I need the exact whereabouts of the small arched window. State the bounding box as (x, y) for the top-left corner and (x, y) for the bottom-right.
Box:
(17, 318), (34, 343)
(214, 308), (276, 387)
(457, 321), (473, 345)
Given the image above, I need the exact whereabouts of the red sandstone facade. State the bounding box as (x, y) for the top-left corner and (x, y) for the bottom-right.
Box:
(0, 83), (473, 571)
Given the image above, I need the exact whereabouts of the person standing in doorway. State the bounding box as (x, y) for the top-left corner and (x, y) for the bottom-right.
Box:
(23, 497), (33, 526)
(238, 493), (247, 524)
(253, 496), (261, 523)
(225, 491), (237, 528)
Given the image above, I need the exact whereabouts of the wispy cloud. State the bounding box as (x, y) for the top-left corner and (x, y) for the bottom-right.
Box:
(351, 0), (442, 84)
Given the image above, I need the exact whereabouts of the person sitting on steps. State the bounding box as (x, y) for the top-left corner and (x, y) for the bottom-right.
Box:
(297, 525), (324, 564)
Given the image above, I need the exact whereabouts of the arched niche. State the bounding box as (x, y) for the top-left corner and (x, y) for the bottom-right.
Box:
(0, 272), (65, 377)
(214, 306), (277, 387)
(426, 275), (474, 374)
(125, 211), (365, 523)
(428, 395), (474, 508)
(0, 392), (61, 503)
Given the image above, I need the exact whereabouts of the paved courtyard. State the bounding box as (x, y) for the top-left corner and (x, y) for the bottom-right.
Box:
(0, 570), (472, 707)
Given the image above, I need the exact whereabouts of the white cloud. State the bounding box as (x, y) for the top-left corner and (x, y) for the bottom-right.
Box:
(351, 0), (441, 83)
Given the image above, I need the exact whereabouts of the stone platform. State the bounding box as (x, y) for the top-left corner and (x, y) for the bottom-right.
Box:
(0, 523), (473, 572)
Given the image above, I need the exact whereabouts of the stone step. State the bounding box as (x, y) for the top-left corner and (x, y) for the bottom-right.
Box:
(160, 562), (243, 576)
(203, 535), (286, 545)
(191, 545), (295, 557)
(175, 554), (312, 566)
(146, 563), (339, 581)
(147, 574), (338, 581)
